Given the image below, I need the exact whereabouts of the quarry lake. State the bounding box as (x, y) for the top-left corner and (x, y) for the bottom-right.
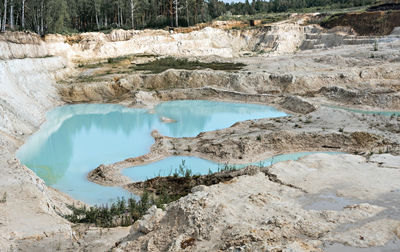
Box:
(16, 100), (287, 205)
(122, 152), (342, 182)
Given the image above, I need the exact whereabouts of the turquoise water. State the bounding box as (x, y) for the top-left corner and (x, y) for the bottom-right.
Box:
(325, 105), (400, 117)
(17, 100), (287, 205)
(123, 152), (342, 182)
(154, 100), (287, 137)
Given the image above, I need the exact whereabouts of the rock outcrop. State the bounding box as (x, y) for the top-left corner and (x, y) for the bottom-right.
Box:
(0, 31), (49, 59)
(280, 95), (317, 114)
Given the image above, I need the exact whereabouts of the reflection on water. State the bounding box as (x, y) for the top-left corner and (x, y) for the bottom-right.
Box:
(18, 104), (156, 205)
(155, 100), (287, 137)
(17, 101), (287, 205)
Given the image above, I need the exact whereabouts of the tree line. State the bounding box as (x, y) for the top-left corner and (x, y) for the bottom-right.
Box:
(0, 0), (374, 34)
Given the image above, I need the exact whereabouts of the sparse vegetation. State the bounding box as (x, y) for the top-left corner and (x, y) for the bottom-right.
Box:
(64, 159), (248, 227)
(64, 191), (174, 228)
(107, 55), (131, 64)
(217, 163), (239, 172)
(172, 160), (193, 178)
(77, 62), (105, 69)
(130, 57), (245, 74)
(76, 54), (157, 69)
(216, 12), (289, 25)
(373, 40), (379, 51)
(0, 192), (7, 203)
(75, 75), (98, 83)
(71, 56), (246, 83)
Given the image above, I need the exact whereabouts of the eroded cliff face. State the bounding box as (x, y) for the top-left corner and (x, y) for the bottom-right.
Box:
(0, 31), (49, 59)
(42, 25), (306, 61)
(41, 21), (400, 63)
(1, 19), (393, 63)
(0, 32), (75, 250)
(0, 57), (68, 135)
(0, 61), (74, 249)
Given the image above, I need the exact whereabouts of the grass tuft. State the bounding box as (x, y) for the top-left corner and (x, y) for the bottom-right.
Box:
(0, 192), (6, 203)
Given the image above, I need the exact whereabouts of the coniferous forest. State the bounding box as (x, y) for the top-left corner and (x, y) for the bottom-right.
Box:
(0, 0), (374, 34)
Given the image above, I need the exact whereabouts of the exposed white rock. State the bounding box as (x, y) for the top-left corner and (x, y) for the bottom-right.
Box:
(369, 154), (400, 169)
(132, 206), (166, 234)
(0, 32), (49, 59)
(160, 116), (177, 123)
(280, 95), (317, 114)
(0, 43), (75, 251)
(0, 57), (69, 135)
(325, 219), (400, 247)
(269, 154), (400, 200)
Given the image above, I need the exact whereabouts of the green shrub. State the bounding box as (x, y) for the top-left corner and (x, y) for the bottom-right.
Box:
(0, 192), (6, 203)
(130, 57), (245, 74)
(64, 191), (174, 228)
(217, 163), (239, 172)
(373, 40), (379, 51)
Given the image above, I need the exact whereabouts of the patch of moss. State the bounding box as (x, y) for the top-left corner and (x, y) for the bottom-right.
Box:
(107, 55), (132, 64)
(77, 62), (105, 69)
(130, 56), (245, 74)
(75, 75), (98, 82)
(77, 54), (158, 69)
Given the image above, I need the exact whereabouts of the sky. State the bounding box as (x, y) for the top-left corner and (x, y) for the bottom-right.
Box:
(223, 0), (247, 3)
